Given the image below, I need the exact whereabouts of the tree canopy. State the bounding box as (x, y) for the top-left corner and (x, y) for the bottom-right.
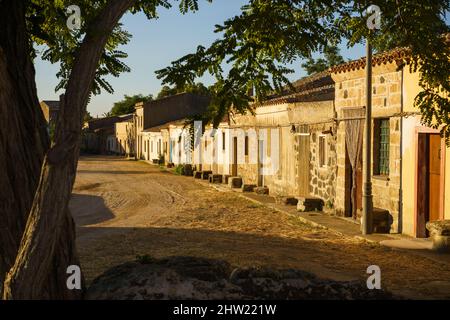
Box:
(110, 94), (153, 116)
(156, 82), (210, 99)
(301, 45), (345, 75)
(156, 0), (450, 136)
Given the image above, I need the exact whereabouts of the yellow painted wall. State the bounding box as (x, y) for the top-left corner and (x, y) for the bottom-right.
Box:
(445, 146), (450, 220)
(401, 67), (450, 236)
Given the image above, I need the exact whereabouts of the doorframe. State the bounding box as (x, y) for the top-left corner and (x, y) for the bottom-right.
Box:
(414, 126), (446, 237)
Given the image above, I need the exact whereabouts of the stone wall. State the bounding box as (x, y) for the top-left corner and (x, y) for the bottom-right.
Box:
(332, 62), (402, 232)
(308, 123), (338, 210)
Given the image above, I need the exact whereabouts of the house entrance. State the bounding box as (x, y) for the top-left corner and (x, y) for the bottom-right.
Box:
(416, 133), (444, 237)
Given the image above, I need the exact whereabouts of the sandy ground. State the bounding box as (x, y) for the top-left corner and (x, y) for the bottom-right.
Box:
(73, 156), (450, 299)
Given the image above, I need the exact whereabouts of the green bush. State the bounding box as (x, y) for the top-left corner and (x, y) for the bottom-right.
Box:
(174, 164), (185, 175)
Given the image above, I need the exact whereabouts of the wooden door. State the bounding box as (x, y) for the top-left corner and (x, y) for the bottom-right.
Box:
(356, 154), (363, 216)
(258, 140), (264, 187)
(297, 135), (310, 196)
(416, 133), (442, 238)
(232, 137), (238, 176)
(416, 134), (428, 237)
(429, 134), (441, 222)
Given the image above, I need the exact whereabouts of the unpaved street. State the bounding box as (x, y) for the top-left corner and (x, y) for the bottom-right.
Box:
(73, 156), (450, 299)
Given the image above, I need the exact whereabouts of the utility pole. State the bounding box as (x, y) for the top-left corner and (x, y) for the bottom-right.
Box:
(362, 37), (373, 235)
(362, 5), (381, 234)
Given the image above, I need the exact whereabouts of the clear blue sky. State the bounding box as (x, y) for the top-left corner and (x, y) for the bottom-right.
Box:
(35, 0), (366, 117)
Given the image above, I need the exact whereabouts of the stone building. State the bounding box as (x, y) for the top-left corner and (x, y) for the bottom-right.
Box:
(40, 100), (60, 126)
(331, 48), (450, 236)
(229, 72), (336, 207)
(82, 114), (133, 154)
(134, 93), (210, 160)
(108, 117), (135, 156)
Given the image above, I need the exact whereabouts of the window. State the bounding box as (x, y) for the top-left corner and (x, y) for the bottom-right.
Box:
(318, 135), (327, 168)
(222, 132), (226, 150)
(374, 119), (390, 176)
(151, 141), (153, 153)
(244, 135), (249, 156)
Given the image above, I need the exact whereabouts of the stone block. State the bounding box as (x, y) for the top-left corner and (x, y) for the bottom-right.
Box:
(282, 197), (299, 206)
(222, 175), (232, 184)
(193, 171), (202, 179)
(254, 187), (269, 195)
(242, 184), (257, 192)
(183, 164), (193, 176)
(372, 208), (393, 234)
(201, 171), (212, 180)
(427, 221), (450, 253)
(228, 177), (243, 189)
(297, 197), (324, 212)
(209, 174), (223, 184)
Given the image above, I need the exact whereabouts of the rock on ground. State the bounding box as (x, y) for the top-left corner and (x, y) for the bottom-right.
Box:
(86, 256), (395, 300)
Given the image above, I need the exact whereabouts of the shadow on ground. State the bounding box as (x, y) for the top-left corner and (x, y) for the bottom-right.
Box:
(70, 194), (115, 226)
(77, 224), (450, 300)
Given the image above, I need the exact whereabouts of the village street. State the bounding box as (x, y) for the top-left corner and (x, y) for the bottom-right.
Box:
(73, 156), (450, 299)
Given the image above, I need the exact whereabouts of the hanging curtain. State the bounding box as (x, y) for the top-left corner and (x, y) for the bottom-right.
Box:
(343, 108), (364, 219)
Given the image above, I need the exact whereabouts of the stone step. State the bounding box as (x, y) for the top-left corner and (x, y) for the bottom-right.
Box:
(183, 164), (194, 176)
(228, 177), (243, 189)
(193, 171), (202, 179)
(222, 175), (232, 184)
(201, 171), (212, 180)
(426, 220), (450, 253)
(275, 197), (299, 206)
(372, 208), (393, 234)
(209, 174), (223, 184)
(297, 197), (324, 212)
(254, 186), (269, 195)
(242, 184), (257, 192)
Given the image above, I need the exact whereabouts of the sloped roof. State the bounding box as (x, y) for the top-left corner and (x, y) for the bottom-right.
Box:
(87, 114), (133, 131)
(143, 119), (189, 133)
(330, 47), (411, 74)
(257, 71), (335, 106)
(140, 93), (210, 130)
(42, 100), (60, 110)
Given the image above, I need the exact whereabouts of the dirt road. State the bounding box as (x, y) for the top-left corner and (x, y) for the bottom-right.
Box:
(73, 156), (450, 299)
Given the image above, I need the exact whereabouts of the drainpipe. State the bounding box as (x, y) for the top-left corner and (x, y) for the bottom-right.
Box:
(399, 67), (404, 234)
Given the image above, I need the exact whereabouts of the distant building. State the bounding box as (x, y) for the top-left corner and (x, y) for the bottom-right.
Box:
(134, 92), (210, 161)
(40, 100), (60, 132)
(81, 114), (133, 154)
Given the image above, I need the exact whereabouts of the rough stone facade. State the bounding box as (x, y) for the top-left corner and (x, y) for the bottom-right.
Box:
(308, 123), (338, 210)
(332, 63), (402, 232)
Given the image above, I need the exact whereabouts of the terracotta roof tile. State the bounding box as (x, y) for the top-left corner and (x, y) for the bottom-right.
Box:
(330, 47), (411, 74)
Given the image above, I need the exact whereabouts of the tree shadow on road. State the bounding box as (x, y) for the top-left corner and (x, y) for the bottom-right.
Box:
(76, 225), (450, 300)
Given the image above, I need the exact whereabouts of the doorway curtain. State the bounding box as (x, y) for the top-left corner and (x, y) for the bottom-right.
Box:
(343, 108), (365, 219)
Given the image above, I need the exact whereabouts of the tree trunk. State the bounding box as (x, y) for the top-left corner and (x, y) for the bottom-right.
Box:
(0, 0), (83, 299)
(2, 0), (136, 299)
(0, 0), (49, 294)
